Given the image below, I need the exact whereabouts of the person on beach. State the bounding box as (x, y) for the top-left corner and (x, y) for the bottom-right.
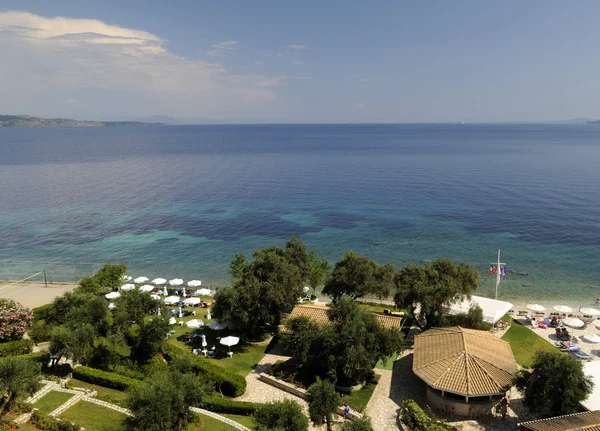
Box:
(500, 393), (510, 420)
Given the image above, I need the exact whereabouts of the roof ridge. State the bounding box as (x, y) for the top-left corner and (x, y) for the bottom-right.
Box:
(431, 354), (463, 388)
(460, 328), (471, 393)
(518, 410), (600, 426)
(468, 354), (505, 388)
(413, 352), (463, 371)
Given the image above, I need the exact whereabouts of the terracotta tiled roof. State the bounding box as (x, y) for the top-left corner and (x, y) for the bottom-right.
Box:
(413, 327), (518, 397)
(285, 304), (403, 331)
(519, 411), (600, 431)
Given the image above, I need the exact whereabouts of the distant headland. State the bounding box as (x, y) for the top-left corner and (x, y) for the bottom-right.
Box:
(0, 115), (163, 128)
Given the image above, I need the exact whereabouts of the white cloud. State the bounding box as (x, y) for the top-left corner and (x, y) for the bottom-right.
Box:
(0, 12), (309, 119)
(288, 44), (308, 50)
(206, 40), (238, 56)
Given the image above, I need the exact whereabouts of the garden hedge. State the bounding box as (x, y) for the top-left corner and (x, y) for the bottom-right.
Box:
(0, 351), (50, 367)
(32, 304), (52, 321)
(0, 339), (34, 357)
(162, 344), (246, 397)
(72, 366), (142, 391)
(200, 396), (260, 416)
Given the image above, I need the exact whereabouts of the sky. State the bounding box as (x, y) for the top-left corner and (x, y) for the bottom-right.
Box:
(1, 1), (600, 123)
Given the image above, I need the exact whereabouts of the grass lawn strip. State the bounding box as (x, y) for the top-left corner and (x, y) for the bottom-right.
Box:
(194, 412), (242, 430)
(501, 316), (560, 368)
(59, 400), (129, 431)
(341, 374), (380, 413)
(221, 413), (255, 429)
(68, 378), (127, 406)
(376, 352), (398, 370)
(33, 391), (74, 415)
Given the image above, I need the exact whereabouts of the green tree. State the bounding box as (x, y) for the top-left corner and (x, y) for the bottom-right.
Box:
(514, 350), (594, 416)
(323, 252), (394, 301)
(75, 263), (127, 294)
(394, 259), (479, 330)
(229, 253), (247, 282)
(0, 358), (41, 418)
(341, 416), (374, 431)
(306, 250), (331, 296)
(307, 378), (340, 431)
(254, 399), (309, 431)
(130, 315), (170, 362)
(48, 324), (95, 367)
(126, 367), (212, 431)
(441, 305), (491, 331)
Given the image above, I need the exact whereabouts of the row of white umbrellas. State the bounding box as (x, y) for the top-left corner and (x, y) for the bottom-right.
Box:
(526, 303), (600, 317)
(124, 275), (202, 287)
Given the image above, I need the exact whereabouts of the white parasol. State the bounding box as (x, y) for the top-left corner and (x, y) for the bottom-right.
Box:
(184, 297), (201, 306)
(182, 287), (186, 297)
(219, 336), (240, 354)
(206, 309), (212, 320)
(151, 294), (162, 301)
(186, 319), (204, 329)
(168, 317), (176, 325)
(553, 305), (573, 314)
(526, 304), (545, 312)
(139, 284), (155, 293)
(133, 276), (149, 284)
(105, 291), (120, 299)
(188, 280), (202, 287)
(208, 321), (228, 339)
(563, 317), (585, 328)
(178, 306), (182, 318)
(122, 275), (132, 282)
(120, 283), (135, 291)
(201, 334), (207, 348)
(583, 334), (600, 343)
(108, 303), (116, 310)
(195, 288), (213, 296)
(169, 278), (184, 286)
(581, 308), (600, 316)
(163, 296), (181, 305)
(152, 278), (167, 285)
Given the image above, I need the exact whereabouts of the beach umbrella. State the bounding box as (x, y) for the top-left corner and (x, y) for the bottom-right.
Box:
(120, 283), (135, 291)
(526, 304), (545, 312)
(169, 278), (184, 286)
(563, 317), (585, 328)
(202, 334), (207, 350)
(208, 321), (228, 339)
(220, 336), (240, 354)
(105, 291), (120, 300)
(163, 296), (181, 305)
(133, 276), (149, 284)
(163, 286), (168, 296)
(553, 305), (573, 314)
(303, 286), (310, 293)
(168, 317), (176, 325)
(188, 280), (202, 288)
(108, 303), (116, 310)
(122, 275), (132, 282)
(152, 278), (167, 285)
(583, 334), (600, 343)
(139, 284), (154, 293)
(184, 297), (201, 306)
(186, 319), (204, 329)
(581, 308), (600, 316)
(178, 306), (182, 318)
(195, 288), (212, 296)
(206, 309), (212, 320)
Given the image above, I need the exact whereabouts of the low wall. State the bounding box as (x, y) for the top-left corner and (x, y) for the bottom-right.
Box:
(426, 387), (498, 417)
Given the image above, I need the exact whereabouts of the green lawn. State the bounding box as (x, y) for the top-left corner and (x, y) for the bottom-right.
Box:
(33, 391), (74, 414)
(221, 413), (255, 429)
(194, 413), (241, 431)
(376, 352), (398, 370)
(340, 374), (380, 413)
(59, 401), (129, 431)
(68, 379), (128, 406)
(165, 302), (268, 377)
(501, 316), (560, 368)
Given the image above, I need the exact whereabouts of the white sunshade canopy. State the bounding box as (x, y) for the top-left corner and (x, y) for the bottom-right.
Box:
(444, 295), (513, 325)
(583, 334), (600, 343)
(152, 278), (167, 285)
(105, 291), (121, 299)
(581, 361), (600, 410)
(120, 284), (135, 291)
(151, 294), (162, 301)
(553, 305), (573, 314)
(581, 308), (600, 316)
(208, 321), (228, 331)
(108, 303), (116, 310)
(133, 276), (149, 284)
(563, 317), (585, 328)
(169, 278), (184, 286)
(168, 317), (177, 325)
(526, 304), (545, 312)
(187, 280), (202, 287)
(220, 336), (240, 352)
(139, 285), (155, 293)
(186, 319), (204, 329)
(163, 296), (181, 305)
(122, 275), (132, 282)
(184, 297), (201, 306)
(195, 288), (213, 296)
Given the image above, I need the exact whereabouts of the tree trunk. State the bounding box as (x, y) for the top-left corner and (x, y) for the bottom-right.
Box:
(326, 416), (332, 431)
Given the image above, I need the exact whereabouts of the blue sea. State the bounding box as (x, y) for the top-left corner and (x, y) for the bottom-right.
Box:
(1, 124), (599, 307)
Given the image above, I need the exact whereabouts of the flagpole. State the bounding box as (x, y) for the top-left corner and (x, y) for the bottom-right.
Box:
(493, 249), (506, 300)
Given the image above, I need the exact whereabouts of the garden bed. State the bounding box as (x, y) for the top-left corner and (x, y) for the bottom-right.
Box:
(33, 391), (74, 415)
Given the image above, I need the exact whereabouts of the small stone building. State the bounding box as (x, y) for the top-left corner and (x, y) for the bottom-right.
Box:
(413, 326), (518, 416)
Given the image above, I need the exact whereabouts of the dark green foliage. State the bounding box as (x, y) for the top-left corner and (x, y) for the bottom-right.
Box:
(323, 252), (394, 300)
(441, 305), (492, 331)
(0, 351), (50, 367)
(283, 299), (403, 386)
(514, 350), (594, 416)
(0, 357), (41, 418)
(129, 315), (170, 362)
(200, 396), (260, 416)
(30, 410), (80, 431)
(29, 319), (52, 343)
(32, 304), (52, 320)
(72, 366), (142, 391)
(340, 416), (374, 431)
(398, 400), (455, 431)
(49, 324), (96, 367)
(306, 250), (331, 295)
(74, 263), (127, 294)
(126, 366), (213, 431)
(229, 253), (247, 282)
(162, 343), (246, 397)
(254, 399), (309, 431)
(394, 259), (480, 330)
(307, 378), (340, 431)
(0, 339), (34, 357)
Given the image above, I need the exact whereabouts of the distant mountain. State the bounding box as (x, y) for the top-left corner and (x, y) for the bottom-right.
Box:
(0, 115), (163, 128)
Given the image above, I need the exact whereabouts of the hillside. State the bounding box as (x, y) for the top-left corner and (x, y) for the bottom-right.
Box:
(0, 115), (163, 128)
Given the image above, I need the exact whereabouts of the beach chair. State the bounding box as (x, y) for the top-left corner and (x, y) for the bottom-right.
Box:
(575, 352), (596, 360)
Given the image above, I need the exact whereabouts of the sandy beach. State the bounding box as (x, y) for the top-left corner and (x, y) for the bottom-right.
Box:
(0, 281), (77, 308)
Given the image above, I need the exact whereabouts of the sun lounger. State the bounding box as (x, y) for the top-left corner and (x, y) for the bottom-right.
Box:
(575, 352), (596, 360)
(561, 345), (580, 352)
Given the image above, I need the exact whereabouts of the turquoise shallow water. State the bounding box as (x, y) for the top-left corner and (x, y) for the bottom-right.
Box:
(0, 124), (599, 307)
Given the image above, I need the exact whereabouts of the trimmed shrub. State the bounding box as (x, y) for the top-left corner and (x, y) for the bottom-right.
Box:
(0, 351), (50, 367)
(30, 410), (80, 431)
(162, 343), (246, 397)
(73, 365), (142, 391)
(0, 339), (34, 357)
(201, 396), (260, 416)
(32, 304), (52, 321)
(399, 400), (457, 431)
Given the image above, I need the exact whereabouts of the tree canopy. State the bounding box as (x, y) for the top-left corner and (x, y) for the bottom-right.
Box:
(76, 263), (127, 294)
(254, 399), (309, 431)
(307, 378), (340, 431)
(514, 350), (594, 416)
(340, 417), (374, 431)
(323, 252), (394, 301)
(394, 259), (479, 330)
(306, 250), (331, 295)
(0, 357), (41, 418)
